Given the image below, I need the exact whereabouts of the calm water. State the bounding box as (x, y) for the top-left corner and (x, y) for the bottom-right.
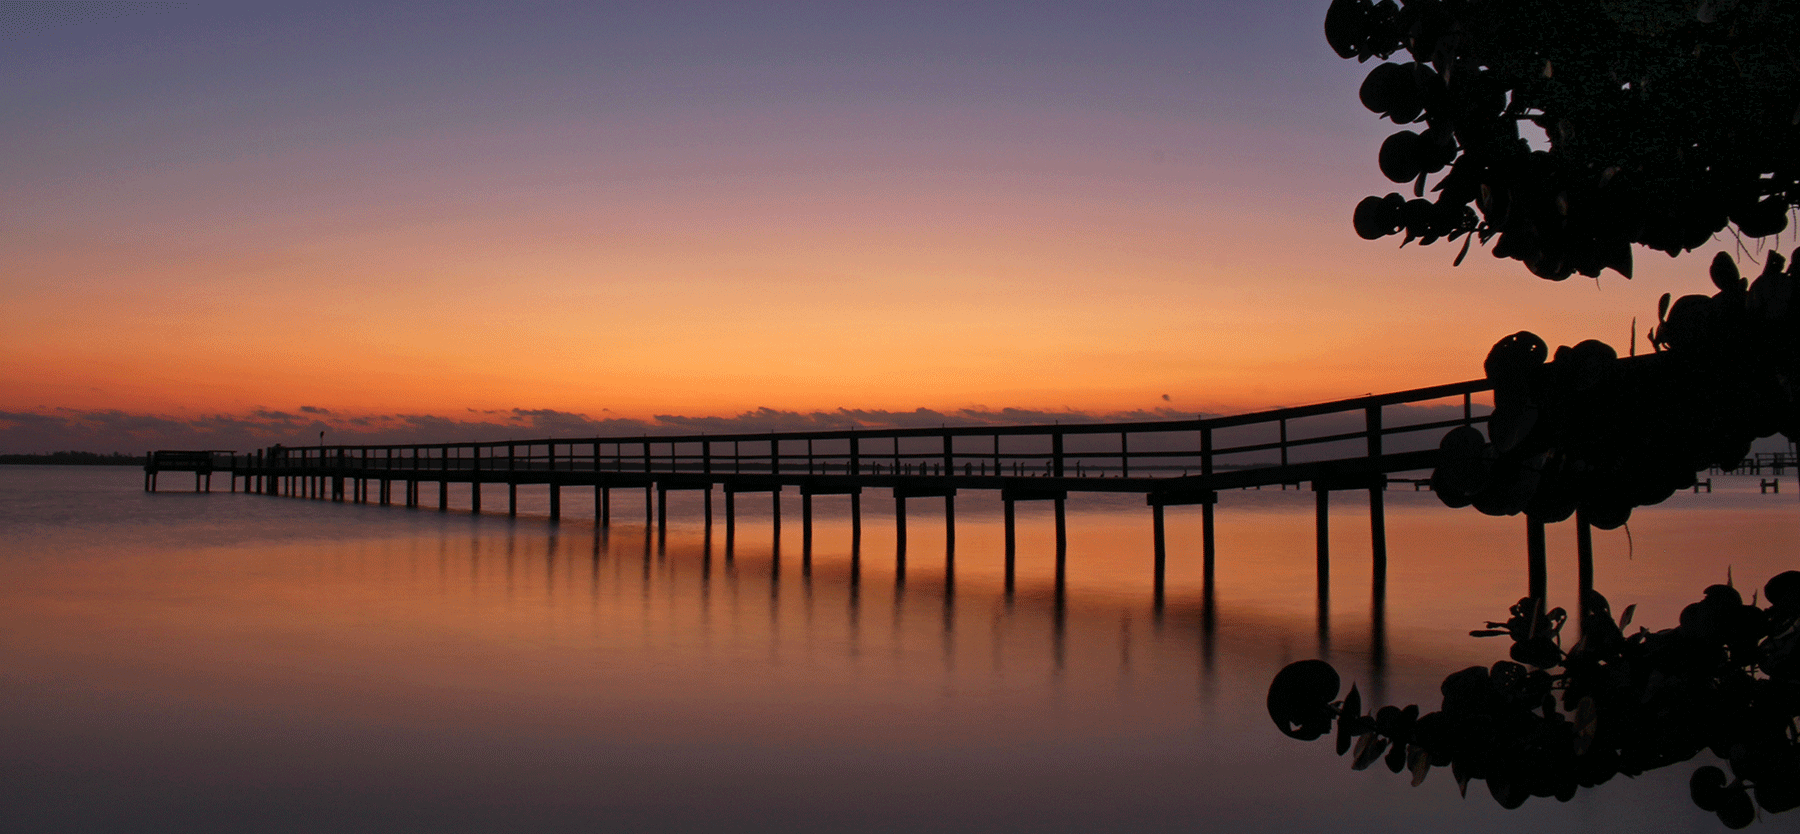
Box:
(2, 466), (1794, 832)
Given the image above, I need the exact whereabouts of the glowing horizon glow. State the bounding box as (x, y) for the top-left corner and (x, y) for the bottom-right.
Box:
(0, 1), (1763, 450)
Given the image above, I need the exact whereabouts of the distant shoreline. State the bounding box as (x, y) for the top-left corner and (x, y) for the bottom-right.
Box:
(0, 453), (146, 466)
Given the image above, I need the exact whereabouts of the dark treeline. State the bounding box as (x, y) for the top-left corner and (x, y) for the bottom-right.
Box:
(0, 452), (146, 466)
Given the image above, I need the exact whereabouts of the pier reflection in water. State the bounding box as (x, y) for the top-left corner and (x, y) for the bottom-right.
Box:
(1, 467), (1791, 832)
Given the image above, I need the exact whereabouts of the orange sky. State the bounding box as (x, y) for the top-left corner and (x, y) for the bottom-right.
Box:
(0, 2), (1763, 448)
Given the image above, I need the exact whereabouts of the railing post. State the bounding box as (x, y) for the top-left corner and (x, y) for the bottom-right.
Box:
(1052, 431), (1064, 479)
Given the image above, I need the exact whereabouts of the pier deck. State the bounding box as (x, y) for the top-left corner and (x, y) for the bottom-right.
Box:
(152, 379), (1502, 603)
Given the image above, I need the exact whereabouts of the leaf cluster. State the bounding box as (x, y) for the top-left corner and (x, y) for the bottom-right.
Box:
(1431, 251), (1800, 526)
(1328, 0), (1800, 280)
(1268, 571), (1800, 827)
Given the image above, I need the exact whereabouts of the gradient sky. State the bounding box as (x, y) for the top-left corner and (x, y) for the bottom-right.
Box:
(0, 1), (1762, 451)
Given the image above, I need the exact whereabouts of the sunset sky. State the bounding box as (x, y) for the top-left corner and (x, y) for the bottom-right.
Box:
(1, 1), (1757, 452)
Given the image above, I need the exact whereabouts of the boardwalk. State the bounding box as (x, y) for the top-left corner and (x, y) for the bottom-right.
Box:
(153, 379), (1494, 603)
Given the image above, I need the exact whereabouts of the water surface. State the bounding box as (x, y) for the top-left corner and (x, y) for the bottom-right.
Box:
(2, 467), (1793, 832)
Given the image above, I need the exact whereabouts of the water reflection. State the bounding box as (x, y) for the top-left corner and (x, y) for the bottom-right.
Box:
(1271, 576), (1800, 829)
(380, 514), (1389, 711)
(8, 468), (1797, 831)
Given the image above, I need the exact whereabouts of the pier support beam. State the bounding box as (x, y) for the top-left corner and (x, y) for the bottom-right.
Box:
(1152, 503), (1166, 604)
(1147, 489), (1215, 607)
(1202, 502), (1216, 592)
(944, 494), (956, 559)
(550, 483), (561, 521)
(1054, 497), (1067, 555)
(1314, 485), (1330, 600)
(1527, 515), (1548, 604)
(1053, 497), (1067, 590)
(1369, 482), (1387, 592)
(895, 494), (907, 572)
(850, 490), (862, 552)
(1000, 486), (1065, 593)
(1003, 498), (1016, 593)
(1364, 406), (1388, 598)
(724, 489), (736, 554)
(801, 493), (812, 571)
(658, 486), (668, 538)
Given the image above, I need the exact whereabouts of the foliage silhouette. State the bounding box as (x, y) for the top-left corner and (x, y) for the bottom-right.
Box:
(1327, 0), (1799, 281)
(1269, 571), (1800, 828)
(1322, 1), (1800, 524)
(1430, 250), (1800, 527)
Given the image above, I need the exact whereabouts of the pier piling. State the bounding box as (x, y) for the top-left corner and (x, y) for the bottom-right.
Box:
(170, 375), (1602, 604)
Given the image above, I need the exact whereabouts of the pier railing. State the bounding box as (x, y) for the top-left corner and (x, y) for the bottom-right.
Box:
(155, 378), (1524, 606)
(233, 379), (1492, 493)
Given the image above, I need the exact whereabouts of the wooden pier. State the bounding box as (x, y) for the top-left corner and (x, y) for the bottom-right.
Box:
(155, 380), (1502, 603)
(143, 449), (228, 493)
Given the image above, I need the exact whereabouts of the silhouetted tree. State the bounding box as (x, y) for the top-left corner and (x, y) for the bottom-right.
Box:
(1325, 0), (1800, 526)
(1327, 0), (1797, 280)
